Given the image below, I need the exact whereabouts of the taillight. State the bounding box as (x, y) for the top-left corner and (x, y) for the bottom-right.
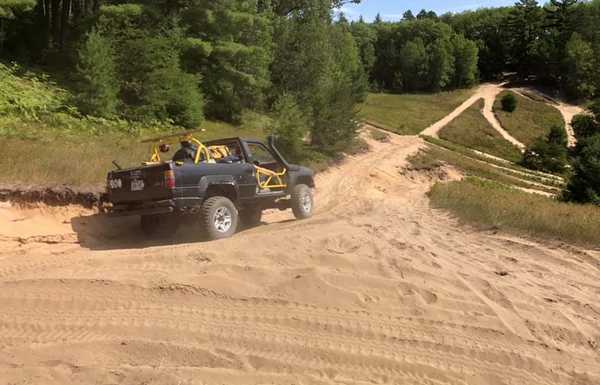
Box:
(164, 170), (176, 189)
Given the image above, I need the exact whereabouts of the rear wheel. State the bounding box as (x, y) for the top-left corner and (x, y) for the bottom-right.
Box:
(140, 213), (180, 238)
(201, 196), (239, 240)
(240, 207), (263, 228)
(291, 184), (314, 220)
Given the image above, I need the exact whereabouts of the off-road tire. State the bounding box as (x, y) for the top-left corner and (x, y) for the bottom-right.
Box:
(140, 213), (180, 238)
(201, 196), (239, 240)
(240, 207), (263, 228)
(291, 184), (314, 220)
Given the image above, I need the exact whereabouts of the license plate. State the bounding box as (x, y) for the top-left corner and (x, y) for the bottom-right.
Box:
(131, 179), (145, 191)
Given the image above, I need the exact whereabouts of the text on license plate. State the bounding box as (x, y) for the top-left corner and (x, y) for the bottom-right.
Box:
(131, 179), (145, 191)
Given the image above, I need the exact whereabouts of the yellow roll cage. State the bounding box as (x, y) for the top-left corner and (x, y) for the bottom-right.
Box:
(144, 131), (211, 165)
(142, 131), (289, 190)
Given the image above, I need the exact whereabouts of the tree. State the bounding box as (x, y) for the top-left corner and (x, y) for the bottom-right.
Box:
(565, 33), (596, 99)
(403, 10), (415, 21)
(399, 38), (428, 91)
(564, 134), (600, 205)
(120, 36), (204, 128)
(271, 0), (361, 151)
(374, 12), (382, 24)
(182, 0), (273, 122)
(452, 34), (479, 87)
(337, 11), (348, 24)
(349, 19), (376, 83)
(0, 0), (35, 53)
(507, 0), (544, 76)
(76, 29), (119, 117)
(268, 94), (308, 162)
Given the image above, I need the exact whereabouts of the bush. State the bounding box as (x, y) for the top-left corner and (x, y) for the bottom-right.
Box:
(564, 134), (600, 205)
(268, 94), (308, 163)
(0, 62), (70, 119)
(521, 126), (568, 174)
(572, 114), (599, 141)
(501, 93), (517, 112)
(76, 30), (119, 118)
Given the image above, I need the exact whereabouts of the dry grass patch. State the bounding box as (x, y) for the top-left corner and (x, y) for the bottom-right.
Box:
(359, 89), (474, 135)
(494, 91), (564, 146)
(0, 120), (265, 187)
(430, 178), (600, 247)
(439, 99), (522, 163)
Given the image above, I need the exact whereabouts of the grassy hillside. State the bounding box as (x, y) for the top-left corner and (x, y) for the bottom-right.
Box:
(494, 91), (564, 146)
(359, 89), (473, 135)
(430, 178), (600, 247)
(438, 99), (522, 163)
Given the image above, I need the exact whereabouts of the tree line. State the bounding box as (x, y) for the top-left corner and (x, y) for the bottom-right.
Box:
(0, 0), (367, 159)
(2, 1), (600, 157)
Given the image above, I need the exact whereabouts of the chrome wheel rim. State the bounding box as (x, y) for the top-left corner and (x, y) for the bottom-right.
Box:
(214, 207), (233, 233)
(301, 193), (312, 213)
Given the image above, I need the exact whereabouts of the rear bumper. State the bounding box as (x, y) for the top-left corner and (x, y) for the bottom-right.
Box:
(107, 199), (176, 217)
(106, 197), (204, 217)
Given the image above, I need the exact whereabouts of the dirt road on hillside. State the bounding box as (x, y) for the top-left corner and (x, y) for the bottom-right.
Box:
(0, 134), (599, 385)
(422, 83), (526, 150)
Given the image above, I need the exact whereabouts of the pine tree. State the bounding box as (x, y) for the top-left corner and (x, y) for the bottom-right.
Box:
(183, 0), (273, 122)
(507, 0), (544, 76)
(403, 10), (415, 21)
(76, 29), (119, 117)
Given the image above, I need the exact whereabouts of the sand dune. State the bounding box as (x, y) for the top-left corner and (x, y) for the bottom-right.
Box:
(0, 134), (598, 385)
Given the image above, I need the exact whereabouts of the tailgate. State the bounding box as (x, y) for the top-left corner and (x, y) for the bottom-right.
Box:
(107, 163), (174, 204)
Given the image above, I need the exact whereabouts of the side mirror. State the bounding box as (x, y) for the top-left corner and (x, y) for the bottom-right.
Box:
(159, 143), (171, 153)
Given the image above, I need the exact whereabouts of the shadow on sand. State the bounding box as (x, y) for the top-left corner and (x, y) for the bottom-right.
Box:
(70, 213), (288, 251)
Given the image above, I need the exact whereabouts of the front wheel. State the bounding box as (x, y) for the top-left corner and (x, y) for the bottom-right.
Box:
(201, 196), (239, 240)
(291, 184), (314, 220)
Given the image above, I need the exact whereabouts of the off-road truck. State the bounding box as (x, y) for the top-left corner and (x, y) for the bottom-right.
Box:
(104, 133), (315, 240)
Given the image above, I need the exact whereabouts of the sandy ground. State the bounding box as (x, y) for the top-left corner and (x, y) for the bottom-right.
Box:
(0, 133), (598, 385)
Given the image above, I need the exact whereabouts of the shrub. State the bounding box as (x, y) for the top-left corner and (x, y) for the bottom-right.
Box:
(572, 114), (599, 141)
(268, 94), (308, 162)
(564, 134), (600, 205)
(521, 126), (568, 174)
(76, 30), (119, 118)
(501, 93), (517, 112)
(0, 62), (70, 119)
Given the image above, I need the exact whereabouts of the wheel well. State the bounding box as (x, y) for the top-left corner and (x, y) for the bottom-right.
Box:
(296, 176), (315, 188)
(205, 184), (238, 203)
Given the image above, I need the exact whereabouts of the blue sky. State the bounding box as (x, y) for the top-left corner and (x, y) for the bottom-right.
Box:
(339, 0), (517, 21)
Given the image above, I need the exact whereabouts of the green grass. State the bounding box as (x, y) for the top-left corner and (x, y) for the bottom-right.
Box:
(408, 145), (560, 194)
(438, 99), (522, 163)
(494, 91), (564, 146)
(359, 89), (474, 135)
(430, 177), (600, 247)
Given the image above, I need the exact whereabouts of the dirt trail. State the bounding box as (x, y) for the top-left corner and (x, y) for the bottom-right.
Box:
(513, 88), (584, 148)
(421, 83), (526, 150)
(0, 133), (599, 385)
